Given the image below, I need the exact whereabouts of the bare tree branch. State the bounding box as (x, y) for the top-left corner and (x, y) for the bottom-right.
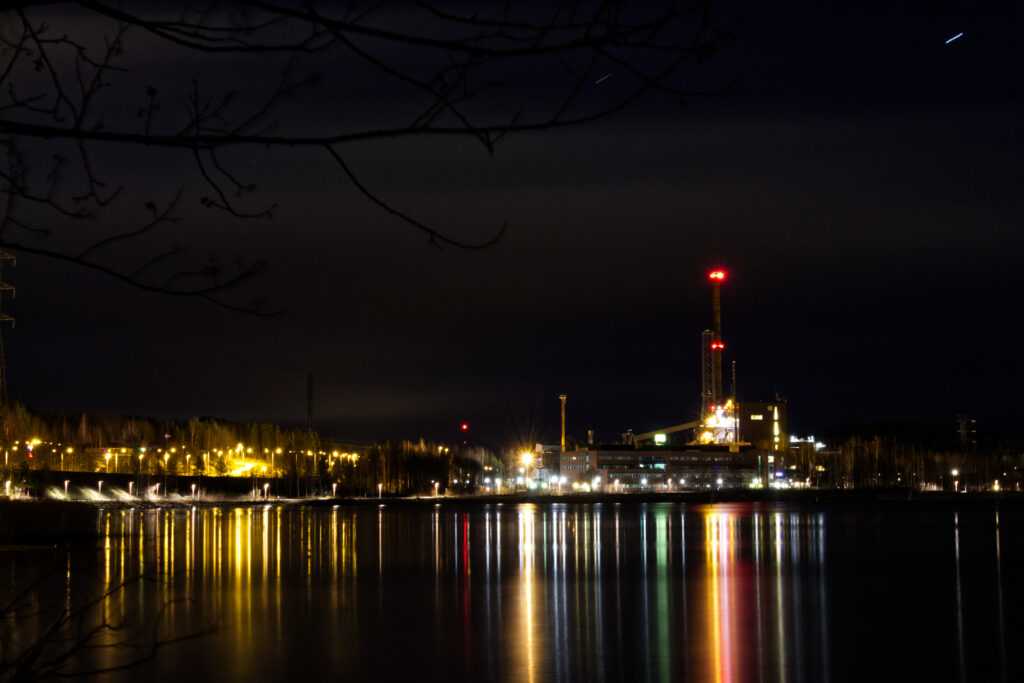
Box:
(0, 0), (742, 313)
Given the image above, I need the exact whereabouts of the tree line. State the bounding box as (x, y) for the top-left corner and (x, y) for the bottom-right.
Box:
(0, 402), (493, 497)
(795, 434), (1024, 492)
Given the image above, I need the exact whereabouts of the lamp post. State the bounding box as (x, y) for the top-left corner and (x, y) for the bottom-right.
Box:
(520, 452), (533, 486)
(378, 482), (383, 499)
(952, 468), (960, 493)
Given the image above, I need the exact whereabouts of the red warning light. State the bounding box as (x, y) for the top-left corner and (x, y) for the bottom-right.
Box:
(708, 270), (726, 282)
(461, 423), (469, 432)
(710, 341), (725, 350)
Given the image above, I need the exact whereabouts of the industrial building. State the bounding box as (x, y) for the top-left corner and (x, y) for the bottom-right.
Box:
(556, 444), (760, 491)
(539, 269), (789, 490)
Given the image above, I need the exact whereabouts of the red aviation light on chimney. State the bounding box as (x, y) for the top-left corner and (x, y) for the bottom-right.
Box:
(710, 341), (725, 350)
(708, 270), (726, 281)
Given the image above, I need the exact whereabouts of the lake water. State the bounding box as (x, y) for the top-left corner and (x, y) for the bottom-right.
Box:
(2, 500), (1021, 681)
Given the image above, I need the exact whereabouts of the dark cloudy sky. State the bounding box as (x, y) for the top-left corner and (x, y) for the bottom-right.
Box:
(5, 1), (1021, 450)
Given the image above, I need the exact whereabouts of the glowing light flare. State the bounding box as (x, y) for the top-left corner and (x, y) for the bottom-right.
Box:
(710, 341), (725, 350)
(708, 270), (726, 281)
(228, 460), (257, 476)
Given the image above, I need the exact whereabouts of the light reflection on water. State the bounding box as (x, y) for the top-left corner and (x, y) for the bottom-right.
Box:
(3, 502), (1021, 681)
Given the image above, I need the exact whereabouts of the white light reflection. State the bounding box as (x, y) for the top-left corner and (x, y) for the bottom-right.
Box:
(517, 505), (538, 683)
(995, 510), (1007, 680)
(954, 512), (966, 683)
(774, 512), (786, 682)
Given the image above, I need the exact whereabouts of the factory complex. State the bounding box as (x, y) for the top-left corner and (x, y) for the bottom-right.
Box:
(523, 271), (820, 492)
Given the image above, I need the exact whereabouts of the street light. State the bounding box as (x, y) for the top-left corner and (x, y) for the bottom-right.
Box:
(378, 482), (383, 499)
(952, 468), (960, 493)
(520, 451), (533, 479)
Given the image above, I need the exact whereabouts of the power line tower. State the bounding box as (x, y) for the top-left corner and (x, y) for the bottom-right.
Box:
(307, 372), (320, 495)
(306, 372), (314, 432)
(956, 414), (976, 447)
(0, 249), (14, 411)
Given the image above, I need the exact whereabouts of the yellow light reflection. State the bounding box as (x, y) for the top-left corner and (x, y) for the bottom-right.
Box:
(518, 505), (539, 683)
(704, 511), (742, 683)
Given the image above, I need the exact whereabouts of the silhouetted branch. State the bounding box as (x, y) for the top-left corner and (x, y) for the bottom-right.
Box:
(0, 567), (217, 680)
(0, 0), (741, 312)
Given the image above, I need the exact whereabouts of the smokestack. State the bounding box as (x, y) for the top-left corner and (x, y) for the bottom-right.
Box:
(700, 329), (714, 416)
(559, 394), (567, 452)
(731, 360), (737, 402)
(732, 360), (739, 443)
(708, 270), (726, 405)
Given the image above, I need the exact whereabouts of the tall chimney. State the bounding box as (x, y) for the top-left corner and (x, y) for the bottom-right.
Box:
(708, 270), (726, 405)
(559, 394), (567, 452)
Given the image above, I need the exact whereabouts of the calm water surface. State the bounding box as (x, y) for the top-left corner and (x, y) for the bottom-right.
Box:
(3, 501), (1021, 681)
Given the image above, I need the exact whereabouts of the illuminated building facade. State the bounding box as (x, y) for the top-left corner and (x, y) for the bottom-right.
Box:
(558, 445), (760, 490)
(736, 400), (788, 452)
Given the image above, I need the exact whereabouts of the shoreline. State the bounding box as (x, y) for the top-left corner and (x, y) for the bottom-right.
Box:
(6, 487), (1024, 509)
(2, 489), (1021, 543)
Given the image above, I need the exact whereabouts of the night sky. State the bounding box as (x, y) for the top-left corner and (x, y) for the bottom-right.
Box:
(5, 1), (1021, 450)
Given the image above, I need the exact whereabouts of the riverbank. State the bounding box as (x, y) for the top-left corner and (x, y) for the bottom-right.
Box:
(303, 487), (1024, 507)
(3, 488), (1023, 544)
